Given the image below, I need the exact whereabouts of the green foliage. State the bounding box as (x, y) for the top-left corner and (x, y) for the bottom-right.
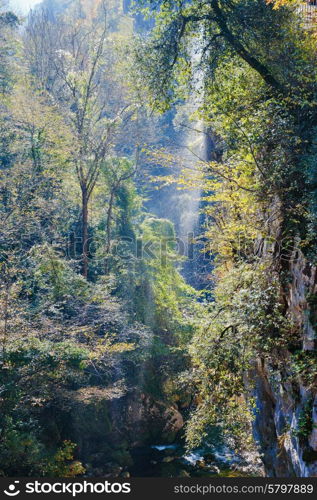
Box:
(27, 244), (91, 317)
(292, 399), (315, 439)
(290, 351), (317, 388)
(0, 0), (203, 478)
(0, 416), (45, 477)
(43, 441), (85, 478)
(133, 217), (198, 340)
(134, 0), (317, 457)
(186, 263), (288, 450)
(2, 0), (317, 477)
(6, 338), (88, 369)
(0, 3), (19, 95)
(0, 417), (84, 477)
(0, 335), (88, 476)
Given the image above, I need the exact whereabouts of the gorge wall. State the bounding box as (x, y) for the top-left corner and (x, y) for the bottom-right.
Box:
(252, 248), (317, 476)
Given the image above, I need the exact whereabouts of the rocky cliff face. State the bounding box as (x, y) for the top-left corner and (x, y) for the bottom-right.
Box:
(66, 389), (184, 476)
(252, 251), (317, 477)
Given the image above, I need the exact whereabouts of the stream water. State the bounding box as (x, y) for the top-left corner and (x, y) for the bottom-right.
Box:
(129, 444), (254, 477)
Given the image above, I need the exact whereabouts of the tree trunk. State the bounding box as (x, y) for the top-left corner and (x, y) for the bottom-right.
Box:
(2, 281), (10, 357)
(105, 189), (115, 274)
(82, 188), (89, 279)
(210, 0), (283, 94)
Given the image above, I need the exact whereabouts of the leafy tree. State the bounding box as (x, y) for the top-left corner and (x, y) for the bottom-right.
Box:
(133, 0), (317, 455)
(25, 2), (136, 278)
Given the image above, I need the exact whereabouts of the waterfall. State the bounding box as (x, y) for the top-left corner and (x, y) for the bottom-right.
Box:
(173, 37), (214, 288)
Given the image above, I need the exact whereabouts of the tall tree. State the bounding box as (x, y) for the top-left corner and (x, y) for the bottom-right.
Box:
(25, 1), (134, 278)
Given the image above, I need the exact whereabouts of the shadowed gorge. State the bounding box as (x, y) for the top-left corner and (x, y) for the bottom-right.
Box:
(0, 0), (317, 479)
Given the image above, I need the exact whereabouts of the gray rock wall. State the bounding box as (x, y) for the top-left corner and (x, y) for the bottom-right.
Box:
(252, 252), (317, 476)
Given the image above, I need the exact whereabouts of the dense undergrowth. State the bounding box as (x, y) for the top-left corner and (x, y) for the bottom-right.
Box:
(134, 0), (317, 458)
(1, 0), (317, 477)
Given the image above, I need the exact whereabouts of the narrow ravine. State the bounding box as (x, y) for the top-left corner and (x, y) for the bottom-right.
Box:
(1, 0), (317, 480)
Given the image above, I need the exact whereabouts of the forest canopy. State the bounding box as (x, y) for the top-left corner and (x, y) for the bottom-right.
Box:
(0, 0), (317, 479)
